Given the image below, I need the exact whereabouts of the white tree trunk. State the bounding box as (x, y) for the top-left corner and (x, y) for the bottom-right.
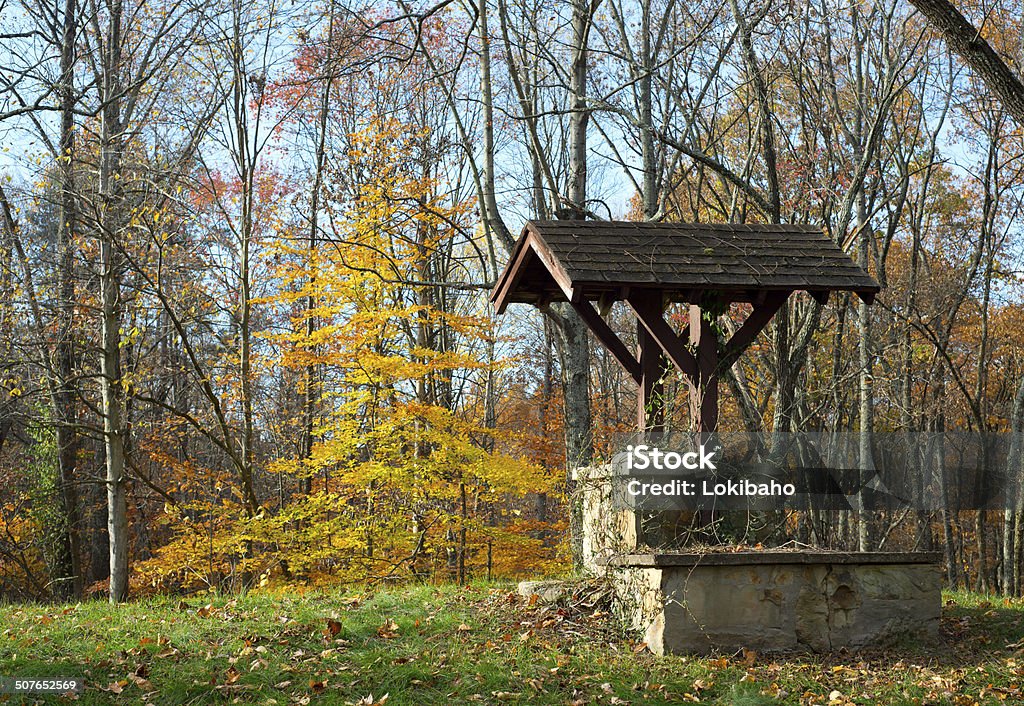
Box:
(99, 0), (129, 603)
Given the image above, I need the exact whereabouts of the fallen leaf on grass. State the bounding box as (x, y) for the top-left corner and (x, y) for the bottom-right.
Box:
(324, 619), (342, 638)
(377, 619), (399, 639)
(127, 673), (153, 691)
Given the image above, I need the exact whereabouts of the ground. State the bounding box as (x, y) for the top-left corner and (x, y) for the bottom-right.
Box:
(1, 583), (1023, 705)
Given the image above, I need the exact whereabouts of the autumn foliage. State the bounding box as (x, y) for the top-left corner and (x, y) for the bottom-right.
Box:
(3, 0), (1024, 601)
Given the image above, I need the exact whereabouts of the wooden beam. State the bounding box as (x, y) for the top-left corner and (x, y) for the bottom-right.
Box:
(720, 290), (790, 368)
(626, 293), (698, 379)
(525, 227), (577, 303)
(491, 232), (537, 313)
(570, 298), (641, 384)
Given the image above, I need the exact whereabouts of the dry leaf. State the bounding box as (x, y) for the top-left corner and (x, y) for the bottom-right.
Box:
(376, 619), (399, 639)
(128, 673), (153, 690)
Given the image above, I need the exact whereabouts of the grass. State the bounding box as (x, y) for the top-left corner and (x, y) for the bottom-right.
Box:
(1, 585), (1023, 705)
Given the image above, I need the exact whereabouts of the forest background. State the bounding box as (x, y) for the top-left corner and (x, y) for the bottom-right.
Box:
(1, 0), (1024, 604)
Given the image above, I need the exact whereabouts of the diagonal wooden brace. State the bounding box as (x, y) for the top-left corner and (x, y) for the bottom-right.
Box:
(720, 290), (791, 369)
(569, 298), (642, 384)
(626, 293), (698, 379)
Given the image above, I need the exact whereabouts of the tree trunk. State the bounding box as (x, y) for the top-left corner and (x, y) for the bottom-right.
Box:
(53, 0), (84, 600)
(974, 136), (997, 593)
(300, 0), (338, 493)
(852, 2), (872, 552)
(99, 0), (129, 604)
(231, 0), (260, 519)
(639, 0), (657, 220)
(906, 0), (1024, 126)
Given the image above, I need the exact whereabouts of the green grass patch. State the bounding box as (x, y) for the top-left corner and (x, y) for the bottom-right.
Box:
(1, 585), (1023, 704)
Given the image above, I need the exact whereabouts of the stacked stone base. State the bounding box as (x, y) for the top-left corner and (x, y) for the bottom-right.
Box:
(603, 551), (941, 655)
(574, 464), (943, 654)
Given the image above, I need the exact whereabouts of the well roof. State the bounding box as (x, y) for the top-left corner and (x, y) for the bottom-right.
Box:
(491, 220), (880, 312)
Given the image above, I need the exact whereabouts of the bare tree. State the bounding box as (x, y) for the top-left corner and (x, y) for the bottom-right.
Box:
(80, 0), (216, 602)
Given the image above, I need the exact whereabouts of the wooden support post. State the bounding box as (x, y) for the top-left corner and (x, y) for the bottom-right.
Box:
(632, 292), (665, 434)
(689, 304), (718, 433)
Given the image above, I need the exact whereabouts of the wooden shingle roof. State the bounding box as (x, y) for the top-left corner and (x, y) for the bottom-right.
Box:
(491, 220), (880, 312)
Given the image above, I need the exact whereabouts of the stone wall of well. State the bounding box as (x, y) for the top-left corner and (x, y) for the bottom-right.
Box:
(605, 558), (940, 655)
(576, 465), (942, 655)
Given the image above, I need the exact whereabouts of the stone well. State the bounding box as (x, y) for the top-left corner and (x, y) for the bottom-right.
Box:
(575, 465), (942, 655)
(601, 551), (941, 655)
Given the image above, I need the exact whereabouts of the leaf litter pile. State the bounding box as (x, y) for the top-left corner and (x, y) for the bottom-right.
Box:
(2, 585), (1024, 704)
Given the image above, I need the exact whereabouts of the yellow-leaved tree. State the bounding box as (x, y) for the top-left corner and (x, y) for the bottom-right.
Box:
(137, 114), (557, 592)
(261, 117), (556, 585)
